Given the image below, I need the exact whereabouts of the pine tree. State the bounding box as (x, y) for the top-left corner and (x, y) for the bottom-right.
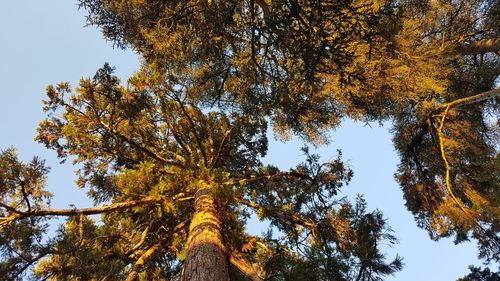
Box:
(1, 65), (402, 280)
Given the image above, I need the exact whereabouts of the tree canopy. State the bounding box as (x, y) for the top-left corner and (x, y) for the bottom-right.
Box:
(1, 0), (499, 280)
(78, 0), (500, 260)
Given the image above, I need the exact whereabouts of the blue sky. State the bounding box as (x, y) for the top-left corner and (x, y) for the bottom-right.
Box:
(0, 1), (495, 280)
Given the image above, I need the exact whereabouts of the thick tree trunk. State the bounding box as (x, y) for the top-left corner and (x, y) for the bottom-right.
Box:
(182, 181), (230, 281)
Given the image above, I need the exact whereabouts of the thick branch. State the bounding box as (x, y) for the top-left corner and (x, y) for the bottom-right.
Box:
(255, 0), (271, 16)
(126, 222), (153, 259)
(435, 88), (500, 111)
(456, 38), (500, 55)
(1, 197), (164, 225)
(123, 220), (187, 280)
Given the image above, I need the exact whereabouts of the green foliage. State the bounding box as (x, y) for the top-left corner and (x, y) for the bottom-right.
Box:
(1, 66), (402, 280)
(78, 0), (397, 143)
(392, 47), (500, 261)
(0, 149), (52, 280)
(2, 0), (500, 279)
(76, 0), (500, 261)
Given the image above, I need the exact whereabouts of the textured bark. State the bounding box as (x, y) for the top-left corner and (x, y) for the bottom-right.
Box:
(182, 181), (229, 281)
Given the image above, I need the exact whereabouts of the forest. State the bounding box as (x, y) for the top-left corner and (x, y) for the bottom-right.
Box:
(0, 0), (499, 280)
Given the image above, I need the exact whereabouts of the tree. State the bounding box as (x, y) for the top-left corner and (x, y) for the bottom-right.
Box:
(77, 0), (500, 260)
(1, 65), (402, 280)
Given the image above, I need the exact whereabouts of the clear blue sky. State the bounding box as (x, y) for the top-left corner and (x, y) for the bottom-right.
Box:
(0, 1), (495, 280)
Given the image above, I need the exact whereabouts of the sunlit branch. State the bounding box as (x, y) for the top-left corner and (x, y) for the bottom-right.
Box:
(435, 104), (500, 248)
(124, 242), (162, 281)
(126, 222), (154, 259)
(0, 197), (164, 226)
(456, 38), (500, 55)
(125, 220), (188, 281)
(436, 105), (467, 213)
(435, 88), (500, 111)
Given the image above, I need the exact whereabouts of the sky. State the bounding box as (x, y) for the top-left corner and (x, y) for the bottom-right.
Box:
(0, 1), (496, 280)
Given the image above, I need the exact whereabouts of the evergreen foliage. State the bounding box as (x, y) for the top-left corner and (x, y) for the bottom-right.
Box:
(1, 66), (401, 280)
(457, 266), (500, 281)
(77, 0), (500, 261)
(1, 0), (499, 279)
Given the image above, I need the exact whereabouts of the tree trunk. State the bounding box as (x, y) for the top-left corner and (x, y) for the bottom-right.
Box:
(182, 181), (230, 281)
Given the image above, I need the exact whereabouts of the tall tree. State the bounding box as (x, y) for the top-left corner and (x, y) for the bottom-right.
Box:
(78, 0), (500, 259)
(1, 65), (402, 280)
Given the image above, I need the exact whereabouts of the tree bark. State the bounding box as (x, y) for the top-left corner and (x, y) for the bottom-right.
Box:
(182, 181), (230, 281)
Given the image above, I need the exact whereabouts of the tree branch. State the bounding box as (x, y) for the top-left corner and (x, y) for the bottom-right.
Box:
(255, 0), (270, 16)
(62, 101), (185, 169)
(173, 96), (209, 167)
(124, 220), (188, 281)
(435, 88), (500, 112)
(124, 242), (162, 281)
(230, 251), (262, 281)
(224, 171), (314, 186)
(456, 38), (500, 55)
(97, 119), (185, 168)
(1, 197), (164, 226)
